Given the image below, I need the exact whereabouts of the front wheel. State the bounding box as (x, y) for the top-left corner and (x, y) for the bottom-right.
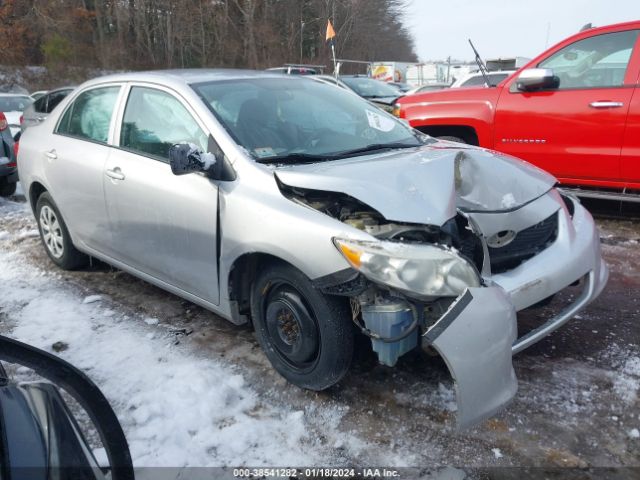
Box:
(251, 263), (354, 390)
(36, 192), (88, 270)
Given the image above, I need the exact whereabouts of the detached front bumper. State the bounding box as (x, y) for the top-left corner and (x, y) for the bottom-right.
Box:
(490, 194), (608, 353)
(422, 193), (607, 429)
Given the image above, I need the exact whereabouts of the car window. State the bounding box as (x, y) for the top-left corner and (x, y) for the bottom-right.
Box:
(460, 75), (487, 87)
(539, 30), (639, 89)
(56, 86), (120, 143)
(340, 77), (401, 98)
(45, 90), (72, 114)
(120, 87), (208, 161)
(0, 96), (32, 112)
(33, 95), (47, 113)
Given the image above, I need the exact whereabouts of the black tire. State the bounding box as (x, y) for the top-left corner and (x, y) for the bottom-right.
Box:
(436, 135), (467, 144)
(0, 178), (16, 197)
(35, 192), (88, 270)
(250, 263), (354, 390)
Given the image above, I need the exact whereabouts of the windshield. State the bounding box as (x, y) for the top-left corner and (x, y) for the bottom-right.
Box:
(192, 77), (423, 162)
(0, 96), (32, 112)
(340, 77), (401, 98)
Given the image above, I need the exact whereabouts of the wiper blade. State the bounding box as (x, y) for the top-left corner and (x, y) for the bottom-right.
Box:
(332, 142), (419, 159)
(254, 152), (330, 165)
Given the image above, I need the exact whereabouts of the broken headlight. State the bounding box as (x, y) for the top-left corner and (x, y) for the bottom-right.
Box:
(333, 237), (481, 298)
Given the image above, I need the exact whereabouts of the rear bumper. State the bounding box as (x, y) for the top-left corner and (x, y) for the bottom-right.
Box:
(0, 158), (18, 182)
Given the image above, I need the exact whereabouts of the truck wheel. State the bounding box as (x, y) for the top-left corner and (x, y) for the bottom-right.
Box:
(250, 263), (354, 390)
(36, 192), (88, 270)
(437, 135), (467, 144)
(0, 178), (16, 197)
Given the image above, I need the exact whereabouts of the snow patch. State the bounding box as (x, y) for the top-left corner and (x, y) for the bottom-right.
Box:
(613, 356), (640, 405)
(82, 295), (103, 304)
(500, 193), (517, 209)
(0, 242), (362, 467)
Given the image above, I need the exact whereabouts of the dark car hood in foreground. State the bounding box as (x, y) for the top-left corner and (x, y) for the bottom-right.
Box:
(275, 142), (556, 226)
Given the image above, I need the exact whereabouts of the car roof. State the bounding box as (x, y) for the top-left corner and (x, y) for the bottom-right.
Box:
(84, 69), (291, 87)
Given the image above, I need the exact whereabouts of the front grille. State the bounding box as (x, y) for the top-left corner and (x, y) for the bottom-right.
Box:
(489, 212), (559, 274)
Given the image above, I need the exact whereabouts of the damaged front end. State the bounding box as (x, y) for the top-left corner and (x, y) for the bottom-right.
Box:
(280, 179), (519, 430)
(274, 145), (606, 429)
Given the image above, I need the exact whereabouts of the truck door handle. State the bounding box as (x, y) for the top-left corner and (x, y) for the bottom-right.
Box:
(45, 150), (57, 160)
(589, 101), (624, 108)
(105, 168), (125, 181)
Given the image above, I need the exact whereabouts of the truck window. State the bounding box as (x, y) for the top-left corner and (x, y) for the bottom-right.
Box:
(538, 30), (639, 89)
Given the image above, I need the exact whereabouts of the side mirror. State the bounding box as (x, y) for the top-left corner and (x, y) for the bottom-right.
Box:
(515, 68), (559, 92)
(169, 135), (236, 181)
(168, 143), (216, 176)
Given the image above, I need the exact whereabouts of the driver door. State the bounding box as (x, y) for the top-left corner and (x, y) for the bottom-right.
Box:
(494, 29), (639, 184)
(103, 85), (220, 305)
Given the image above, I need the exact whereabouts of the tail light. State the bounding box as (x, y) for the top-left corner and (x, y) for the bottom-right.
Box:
(0, 112), (7, 131)
(20, 115), (23, 125)
(12, 141), (19, 163)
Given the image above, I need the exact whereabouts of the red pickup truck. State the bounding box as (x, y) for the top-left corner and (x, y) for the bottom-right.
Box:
(395, 21), (640, 199)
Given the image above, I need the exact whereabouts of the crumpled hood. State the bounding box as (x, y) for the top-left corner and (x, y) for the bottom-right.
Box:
(275, 142), (556, 226)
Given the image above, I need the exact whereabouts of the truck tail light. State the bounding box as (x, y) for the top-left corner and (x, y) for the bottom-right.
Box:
(0, 112), (7, 131)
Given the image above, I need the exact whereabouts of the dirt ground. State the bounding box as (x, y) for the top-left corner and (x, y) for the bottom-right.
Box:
(1, 191), (639, 477)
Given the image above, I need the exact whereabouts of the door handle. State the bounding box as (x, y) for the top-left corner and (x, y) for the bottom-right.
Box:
(105, 168), (125, 181)
(589, 101), (624, 108)
(45, 149), (57, 160)
(36, 116), (46, 122)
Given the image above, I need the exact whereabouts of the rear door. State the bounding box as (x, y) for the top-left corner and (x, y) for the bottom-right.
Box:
(44, 84), (122, 252)
(494, 28), (639, 185)
(103, 84), (220, 305)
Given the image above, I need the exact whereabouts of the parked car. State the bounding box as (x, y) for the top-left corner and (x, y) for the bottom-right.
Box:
(450, 70), (516, 88)
(18, 70), (607, 428)
(338, 75), (403, 111)
(22, 86), (75, 132)
(0, 335), (134, 479)
(0, 93), (33, 137)
(406, 83), (450, 95)
(311, 74), (400, 112)
(388, 81), (412, 92)
(266, 65), (321, 75)
(0, 112), (18, 196)
(30, 89), (48, 101)
(394, 20), (640, 199)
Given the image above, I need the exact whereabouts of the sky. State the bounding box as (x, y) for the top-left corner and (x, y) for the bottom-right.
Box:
(404, 0), (639, 62)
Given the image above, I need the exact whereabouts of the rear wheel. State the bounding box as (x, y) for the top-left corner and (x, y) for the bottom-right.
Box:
(0, 178), (16, 197)
(436, 135), (467, 144)
(251, 263), (354, 390)
(36, 192), (88, 270)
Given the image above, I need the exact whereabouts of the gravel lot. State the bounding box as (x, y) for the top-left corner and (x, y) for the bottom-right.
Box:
(0, 189), (638, 477)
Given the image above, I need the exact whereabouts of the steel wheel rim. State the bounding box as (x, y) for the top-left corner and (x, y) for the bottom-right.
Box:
(40, 205), (64, 259)
(263, 283), (321, 372)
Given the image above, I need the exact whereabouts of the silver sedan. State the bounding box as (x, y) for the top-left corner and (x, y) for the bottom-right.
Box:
(17, 70), (608, 429)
